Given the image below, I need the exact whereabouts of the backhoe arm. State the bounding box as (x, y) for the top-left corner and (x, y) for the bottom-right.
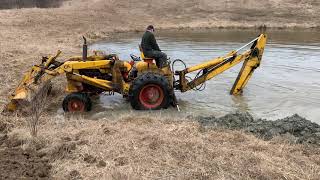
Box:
(175, 34), (267, 95)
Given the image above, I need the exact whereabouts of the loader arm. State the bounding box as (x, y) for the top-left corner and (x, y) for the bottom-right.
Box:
(4, 51), (132, 112)
(175, 34), (267, 95)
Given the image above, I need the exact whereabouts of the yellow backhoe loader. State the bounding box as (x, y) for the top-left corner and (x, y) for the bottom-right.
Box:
(3, 34), (267, 112)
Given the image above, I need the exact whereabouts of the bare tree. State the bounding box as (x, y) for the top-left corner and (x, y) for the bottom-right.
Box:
(25, 81), (52, 137)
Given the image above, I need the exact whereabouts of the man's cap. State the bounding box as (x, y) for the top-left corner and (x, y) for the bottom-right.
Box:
(147, 25), (154, 30)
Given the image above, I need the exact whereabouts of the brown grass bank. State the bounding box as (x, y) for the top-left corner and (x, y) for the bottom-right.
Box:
(1, 114), (320, 179)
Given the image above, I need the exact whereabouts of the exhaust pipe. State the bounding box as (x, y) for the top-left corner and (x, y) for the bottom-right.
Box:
(82, 36), (87, 61)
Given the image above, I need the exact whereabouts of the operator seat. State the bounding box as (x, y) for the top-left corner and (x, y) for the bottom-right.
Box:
(139, 44), (156, 64)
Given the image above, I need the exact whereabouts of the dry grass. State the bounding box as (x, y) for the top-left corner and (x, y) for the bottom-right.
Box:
(1, 107), (320, 179)
(3, 113), (317, 179)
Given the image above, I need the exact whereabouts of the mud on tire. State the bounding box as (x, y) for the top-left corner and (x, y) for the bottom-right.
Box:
(62, 93), (92, 112)
(129, 73), (171, 110)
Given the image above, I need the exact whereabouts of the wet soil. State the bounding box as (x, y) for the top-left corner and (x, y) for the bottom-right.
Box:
(0, 148), (51, 179)
(0, 120), (79, 179)
(0, 121), (51, 179)
(196, 113), (320, 145)
(0, 135), (81, 179)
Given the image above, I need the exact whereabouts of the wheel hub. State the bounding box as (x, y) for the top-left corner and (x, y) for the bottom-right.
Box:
(68, 100), (85, 112)
(139, 84), (164, 109)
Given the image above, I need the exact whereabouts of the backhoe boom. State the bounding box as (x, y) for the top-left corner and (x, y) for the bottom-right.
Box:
(175, 34), (267, 95)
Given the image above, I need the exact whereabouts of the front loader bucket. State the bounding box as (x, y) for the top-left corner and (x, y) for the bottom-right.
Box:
(3, 67), (52, 113)
(3, 51), (61, 113)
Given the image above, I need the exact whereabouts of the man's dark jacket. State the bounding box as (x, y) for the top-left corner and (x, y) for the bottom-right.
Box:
(141, 31), (160, 56)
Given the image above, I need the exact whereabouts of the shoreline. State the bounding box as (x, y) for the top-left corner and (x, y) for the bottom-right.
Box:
(88, 26), (320, 43)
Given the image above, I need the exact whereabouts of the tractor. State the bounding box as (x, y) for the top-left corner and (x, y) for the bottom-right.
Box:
(4, 34), (267, 112)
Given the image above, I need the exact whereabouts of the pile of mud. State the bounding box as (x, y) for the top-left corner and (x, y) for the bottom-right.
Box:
(195, 113), (320, 145)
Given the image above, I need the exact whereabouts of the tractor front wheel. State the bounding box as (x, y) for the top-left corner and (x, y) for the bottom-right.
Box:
(129, 73), (170, 110)
(62, 93), (92, 112)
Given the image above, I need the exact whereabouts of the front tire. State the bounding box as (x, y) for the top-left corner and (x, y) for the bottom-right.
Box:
(62, 93), (92, 112)
(129, 73), (171, 110)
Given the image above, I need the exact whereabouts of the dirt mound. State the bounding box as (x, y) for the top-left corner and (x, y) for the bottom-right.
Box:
(0, 148), (51, 179)
(196, 113), (320, 145)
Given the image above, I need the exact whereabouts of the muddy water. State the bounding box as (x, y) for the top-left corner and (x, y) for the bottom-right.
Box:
(90, 30), (320, 123)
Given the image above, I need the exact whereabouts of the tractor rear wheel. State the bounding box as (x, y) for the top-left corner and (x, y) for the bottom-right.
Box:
(62, 93), (92, 112)
(129, 73), (171, 110)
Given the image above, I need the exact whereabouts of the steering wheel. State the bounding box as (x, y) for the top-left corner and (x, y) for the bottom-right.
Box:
(130, 54), (141, 61)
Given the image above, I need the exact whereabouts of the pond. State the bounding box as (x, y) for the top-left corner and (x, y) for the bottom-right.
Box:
(89, 29), (320, 123)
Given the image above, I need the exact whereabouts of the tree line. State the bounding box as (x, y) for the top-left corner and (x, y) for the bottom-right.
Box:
(0, 0), (66, 9)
